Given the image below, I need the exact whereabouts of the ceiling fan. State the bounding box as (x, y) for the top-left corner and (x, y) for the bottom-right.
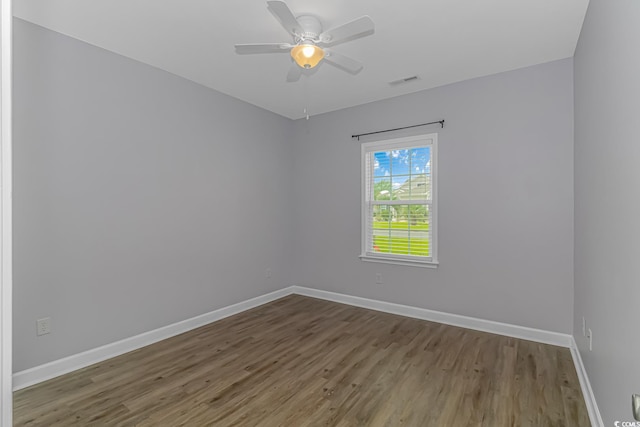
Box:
(234, 1), (375, 82)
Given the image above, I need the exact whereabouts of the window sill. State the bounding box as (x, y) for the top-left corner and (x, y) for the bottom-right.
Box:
(359, 255), (439, 268)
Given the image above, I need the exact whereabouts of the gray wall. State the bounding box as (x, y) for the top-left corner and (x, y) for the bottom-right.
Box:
(14, 17), (577, 375)
(13, 19), (293, 371)
(290, 59), (575, 333)
(574, 0), (640, 424)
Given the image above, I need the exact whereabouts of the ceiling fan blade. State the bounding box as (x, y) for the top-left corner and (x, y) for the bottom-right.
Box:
(234, 43), (293, 54)
(267, 1), (304, 37)
(323, 49), (363, 74)
(286, 63), (302, 82)
(319, 16), (374, 45)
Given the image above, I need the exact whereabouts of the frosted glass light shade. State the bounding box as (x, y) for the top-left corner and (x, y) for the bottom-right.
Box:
(291, 44), (325, 69)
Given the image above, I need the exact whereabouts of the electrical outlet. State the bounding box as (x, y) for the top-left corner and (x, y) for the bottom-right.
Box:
(36, 317), (51, 336)
(265, 268), (272, 279)
(587, 328), (593, 351)
(375, 273), (382, 284)
(582, 316), (586, 336)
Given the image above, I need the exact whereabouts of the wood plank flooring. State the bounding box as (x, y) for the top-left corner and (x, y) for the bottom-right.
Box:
(13, 295), (590, 426)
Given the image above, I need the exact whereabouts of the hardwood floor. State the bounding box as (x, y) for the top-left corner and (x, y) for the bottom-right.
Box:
(14, 295), (590, 426)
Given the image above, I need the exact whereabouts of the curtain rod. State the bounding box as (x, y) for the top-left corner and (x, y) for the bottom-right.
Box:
(352, 120), (445, 141)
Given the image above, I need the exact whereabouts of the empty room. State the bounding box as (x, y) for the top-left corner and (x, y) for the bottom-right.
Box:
(0, 0), (639, 425)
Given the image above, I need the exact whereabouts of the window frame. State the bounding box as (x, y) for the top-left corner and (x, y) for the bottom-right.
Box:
(360, 133), (438, 268)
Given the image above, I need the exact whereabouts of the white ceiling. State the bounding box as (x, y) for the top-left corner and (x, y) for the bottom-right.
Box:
(14, 0), (589, 120)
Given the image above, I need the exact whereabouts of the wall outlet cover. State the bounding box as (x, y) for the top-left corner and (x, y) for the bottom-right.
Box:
(36, 317), (51, 336)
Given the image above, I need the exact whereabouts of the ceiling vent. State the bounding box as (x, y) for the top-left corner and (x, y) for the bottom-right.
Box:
(389, 75), (420, 86)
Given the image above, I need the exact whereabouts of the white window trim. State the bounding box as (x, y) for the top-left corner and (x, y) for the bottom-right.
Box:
(360, 133), (438, 268)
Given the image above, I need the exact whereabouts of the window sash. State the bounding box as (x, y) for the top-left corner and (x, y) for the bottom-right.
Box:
(364, 202), (433, 259)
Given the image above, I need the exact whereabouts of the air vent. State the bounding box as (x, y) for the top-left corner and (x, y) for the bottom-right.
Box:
(389, 75), (420, 86)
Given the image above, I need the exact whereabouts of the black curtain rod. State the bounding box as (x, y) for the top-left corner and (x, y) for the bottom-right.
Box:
(352, 120), (445, 141)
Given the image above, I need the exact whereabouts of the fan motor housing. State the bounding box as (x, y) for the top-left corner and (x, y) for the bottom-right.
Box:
(296, 15), (323, 41)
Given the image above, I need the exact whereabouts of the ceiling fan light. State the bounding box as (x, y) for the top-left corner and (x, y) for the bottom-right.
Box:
(302, 45), (315, 58)
(291, 44), (325, 69)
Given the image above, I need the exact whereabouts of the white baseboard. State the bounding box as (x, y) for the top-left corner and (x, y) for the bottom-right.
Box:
(12, 287), (293, 391)
(14, 283), (594, 416)
(570, 337), (604, 427)
(292, 286), (573, 348)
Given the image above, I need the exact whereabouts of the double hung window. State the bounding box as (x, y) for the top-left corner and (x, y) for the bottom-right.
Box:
(360, 133), (438, 267)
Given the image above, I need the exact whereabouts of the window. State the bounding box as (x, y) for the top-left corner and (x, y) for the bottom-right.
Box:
(360, 133), (438, 267)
